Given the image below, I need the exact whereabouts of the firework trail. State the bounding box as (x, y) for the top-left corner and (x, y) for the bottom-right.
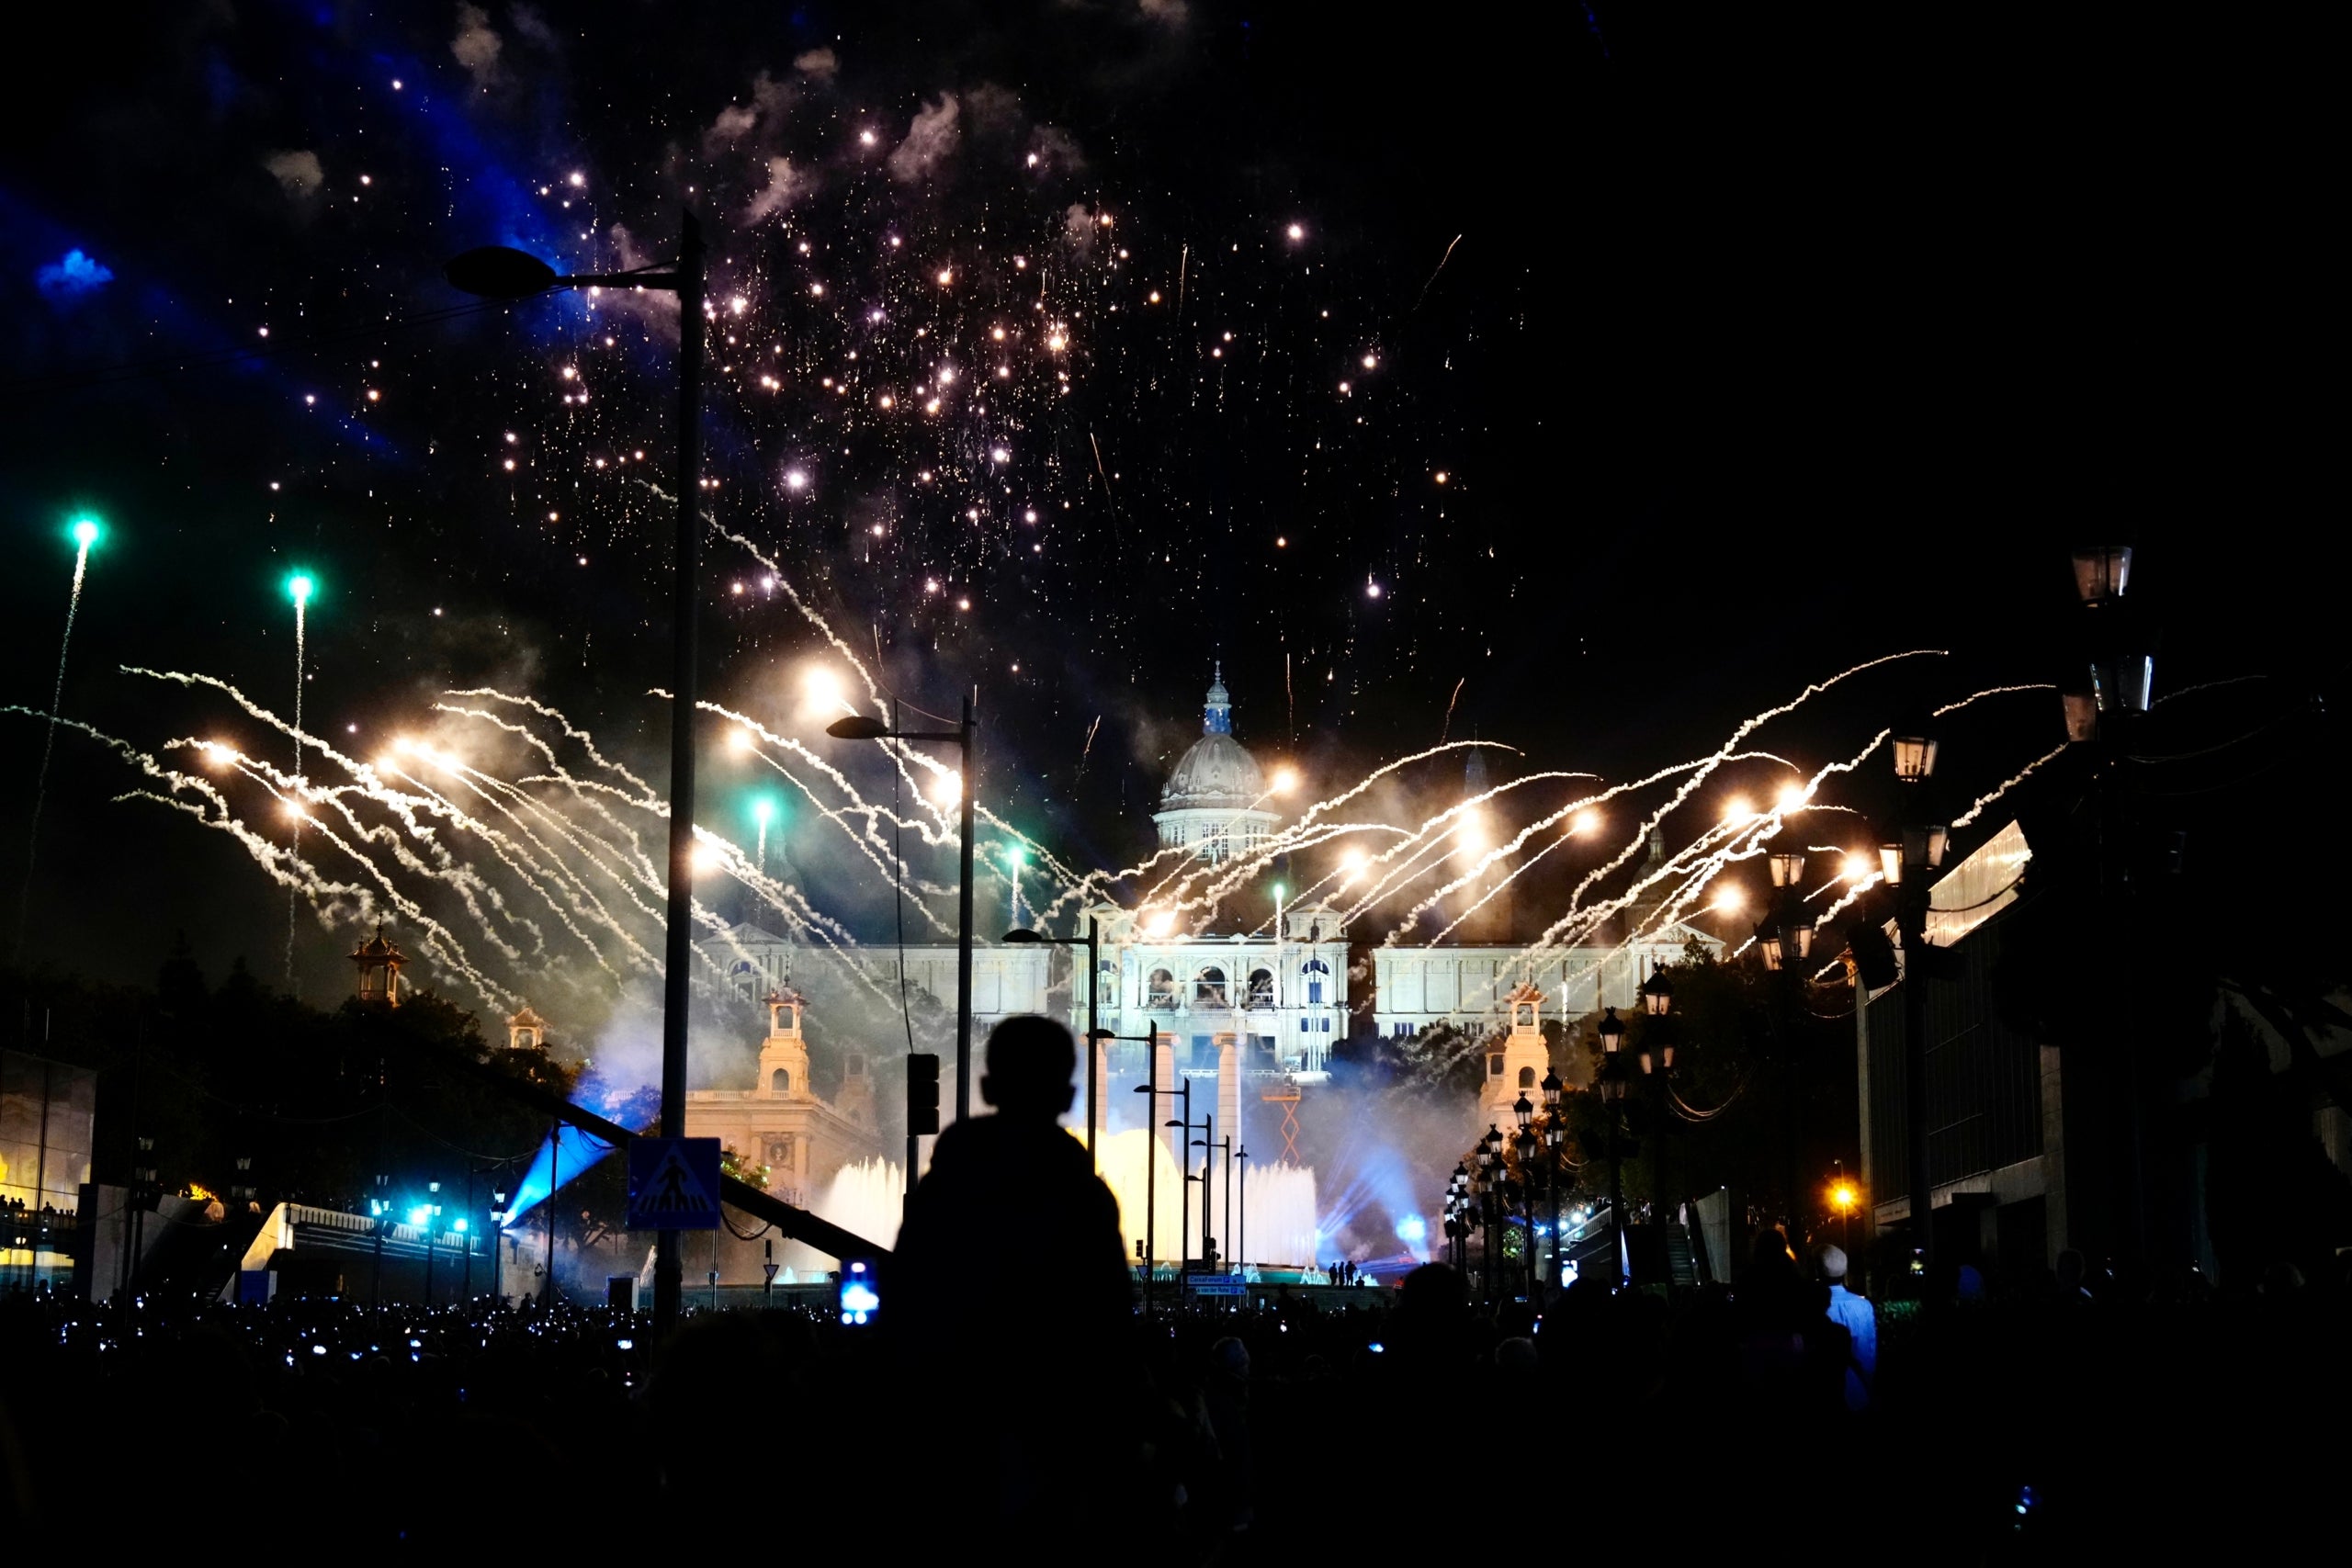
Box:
(1413, 233), (1464, 312)
(14, 524), (96, 959)
(1440, 677), (1465, 745)
(1935, 684), (2052, 716)
(1950, 742), (2069, 829)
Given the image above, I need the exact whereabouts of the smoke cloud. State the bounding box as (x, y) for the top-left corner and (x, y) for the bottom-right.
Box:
(742, 157), (806, 224)
(451, 4), (502, 87)
(263, 150), (323, 197)
(888, 94), (961, 182)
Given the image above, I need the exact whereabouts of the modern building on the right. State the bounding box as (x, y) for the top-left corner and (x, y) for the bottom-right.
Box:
(1857, 817), (2352, 1284)
(1855, 821), (2053, 1277)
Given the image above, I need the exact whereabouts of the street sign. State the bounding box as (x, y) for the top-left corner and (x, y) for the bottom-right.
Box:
(626, 1137), (722, 1231)
(761, 1260), (781, 1284)
(1188, 1280), (1246, 1297)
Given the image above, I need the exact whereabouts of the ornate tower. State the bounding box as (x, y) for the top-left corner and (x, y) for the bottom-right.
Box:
(1481, 983), (1551, 1121)
(507, 1006), (548, 1051)
(350, 927), (405, 1007)
(757, 988), (811, 1100)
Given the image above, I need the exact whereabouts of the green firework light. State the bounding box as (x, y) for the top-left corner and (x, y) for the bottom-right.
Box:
(69, 516), (101, 549)
(286, 571), (316, 604)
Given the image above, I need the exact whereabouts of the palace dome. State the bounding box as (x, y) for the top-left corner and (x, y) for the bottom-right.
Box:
(1163, 729), (1267, 811)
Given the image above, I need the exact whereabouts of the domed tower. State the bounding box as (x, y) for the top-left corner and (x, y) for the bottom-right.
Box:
(349, 927), (405, 1007)
(1152, 665), (1278, 864)
(507, 1006), (548, 1052)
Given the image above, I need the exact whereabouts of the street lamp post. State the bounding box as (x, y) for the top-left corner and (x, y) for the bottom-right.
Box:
(1540, 1073), (1565, 1299)
(446, 215), (707, 1337)
(1512, 1112), (1540, 1302)
(489, 1188), (509, 1302)
(1884, 710), (1948, 1266)
(828, 696), (979, 1123)
(1236, 1145), (1250, 1278)
(1005, 916), (1103, 1163)
(1757, 852), (1816, 1245)
(1598, 1006), (1628, 1287)
(1636, 961), (1678, 1277)
(1118, 1021), (1168, 1312)
(1185, 1109), (1217, 1270)
(1164, 1078), (1200, 1297)
(1476, 1125), (1502, 1304)
(369, 1172), (390, 1312)
(422, 1181), (442, 1304)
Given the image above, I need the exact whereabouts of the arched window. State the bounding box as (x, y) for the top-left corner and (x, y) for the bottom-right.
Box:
(1148, 968), (1178, 1007)
(1518, 1066), (1536, 1089)
(1194, 966), (1228, 1008)
(1488, 1053), (1505, 1077)
(770, 1066), (790, 1094)
(1246, 967), (1274, 1007)
(1300, 956), (1329, 1006)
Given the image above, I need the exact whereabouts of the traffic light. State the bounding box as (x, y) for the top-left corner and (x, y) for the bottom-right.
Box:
(907, 1052), (940, 1135)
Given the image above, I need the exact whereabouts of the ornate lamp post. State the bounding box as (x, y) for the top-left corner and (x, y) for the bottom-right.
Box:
(1540, 1068), (1564, 1297)
(1597, 1007), (1628, 1286)
(1476, 1129), (1502, 1303)
(1636, 963), (1678, 1270)
(1512, 1116), (1542, 1301)
(1757, 850), (1818, 1244)
(1884, 710), (1948, 1265)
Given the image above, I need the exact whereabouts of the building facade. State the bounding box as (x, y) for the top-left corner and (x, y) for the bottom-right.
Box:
(697, 671), (1721, 1147)
(683, 988), (888, 1211)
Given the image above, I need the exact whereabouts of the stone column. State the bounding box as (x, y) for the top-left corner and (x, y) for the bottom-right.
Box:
(1092, 1036), (1111, 1152)
(1217, 1037), (1241, 1154)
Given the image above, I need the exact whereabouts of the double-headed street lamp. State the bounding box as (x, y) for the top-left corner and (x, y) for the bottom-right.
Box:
(1883, 709), (1949, 1265)
(1005, 918), (1102, 1162)
(1635, 963), (1679, 1278)
(447, 217), (707, 1336)
(830, 700), (978, 1123)
(1756, 848), (1818, 1243)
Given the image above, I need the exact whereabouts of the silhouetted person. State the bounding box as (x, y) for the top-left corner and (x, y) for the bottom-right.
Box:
(889, 1015), (1135, 1533)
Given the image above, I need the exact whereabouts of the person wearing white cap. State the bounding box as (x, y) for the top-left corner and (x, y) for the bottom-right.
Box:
(1816, 1244), (1877, 1412)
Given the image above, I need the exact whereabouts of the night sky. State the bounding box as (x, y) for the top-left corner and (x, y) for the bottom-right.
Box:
(1, 3), (2336, 1012)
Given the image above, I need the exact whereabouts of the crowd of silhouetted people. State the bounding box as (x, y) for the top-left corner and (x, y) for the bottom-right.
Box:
(3, 1017), (2346, 1557)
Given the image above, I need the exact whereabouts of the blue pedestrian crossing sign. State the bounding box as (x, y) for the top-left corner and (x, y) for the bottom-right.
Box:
(627, 1137), (722, 1231)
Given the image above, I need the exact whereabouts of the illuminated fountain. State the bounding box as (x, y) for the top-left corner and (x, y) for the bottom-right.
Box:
(779, 1133), (1323, 1280)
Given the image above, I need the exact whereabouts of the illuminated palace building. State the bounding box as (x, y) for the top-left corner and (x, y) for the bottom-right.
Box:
(705, 669), (1720, 1146)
